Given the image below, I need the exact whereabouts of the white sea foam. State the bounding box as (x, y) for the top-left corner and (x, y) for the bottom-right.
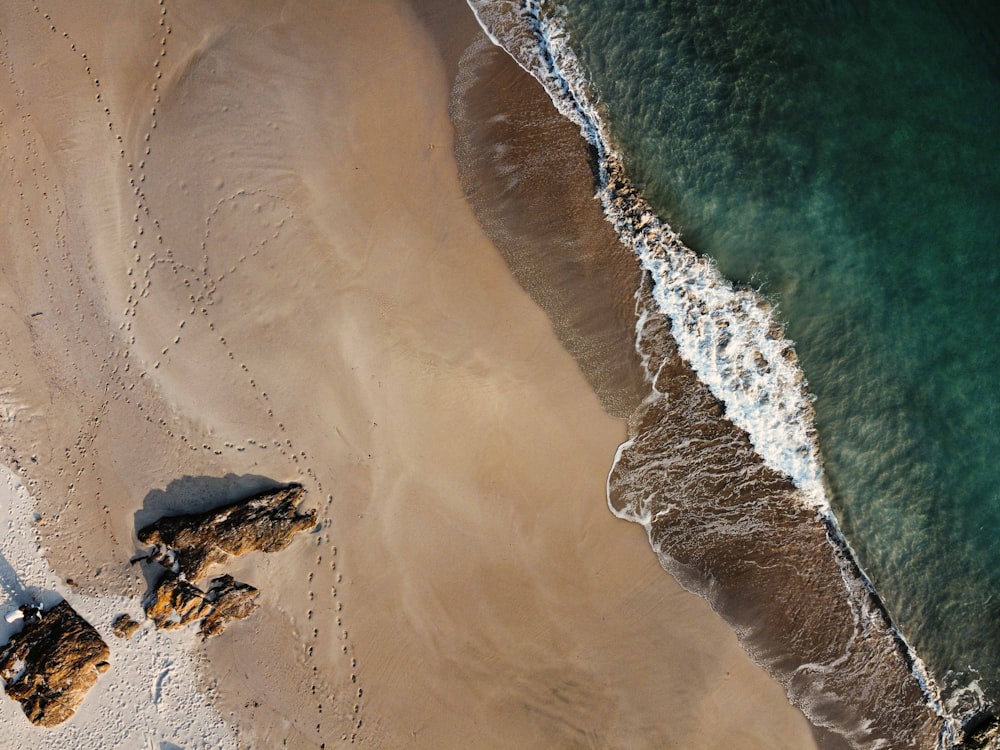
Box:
(0, 465), (238, 749)
(468, 0), (828, 510)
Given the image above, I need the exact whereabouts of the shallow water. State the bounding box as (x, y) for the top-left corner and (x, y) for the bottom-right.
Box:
(557, 0), (1000, 710)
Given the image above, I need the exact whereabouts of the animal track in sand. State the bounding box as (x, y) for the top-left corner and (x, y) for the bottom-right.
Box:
(0, 4), (249, 593)
(8, 6), (365, 744)
(123, 5), (362, 741)
(24, 2), (284, 468)
(0, 22), (119, 524)
(299, 498), (365, 744)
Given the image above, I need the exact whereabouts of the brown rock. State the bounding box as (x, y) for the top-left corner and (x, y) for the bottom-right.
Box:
(136, 483), (316, 581)
(144, 574), (259, 640)
(198, 575), (260, 640)
(0, 600), (110, 727)
(111, 613), (141, 640)
(144, 575), (212, 631)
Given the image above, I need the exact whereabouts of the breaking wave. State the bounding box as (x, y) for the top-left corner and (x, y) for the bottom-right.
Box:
(467, 0), (825, 509)
(462, 1), (995, 746)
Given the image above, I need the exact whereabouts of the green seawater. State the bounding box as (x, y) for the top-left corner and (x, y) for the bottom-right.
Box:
(559, 0), (1000, 701)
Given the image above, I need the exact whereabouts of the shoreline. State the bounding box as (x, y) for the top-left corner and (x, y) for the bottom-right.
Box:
(2, 0), (821, 747)
(463, 0), (990, 746)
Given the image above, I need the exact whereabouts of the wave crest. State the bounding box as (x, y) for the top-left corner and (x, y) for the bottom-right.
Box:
(468, 0), (826, 509)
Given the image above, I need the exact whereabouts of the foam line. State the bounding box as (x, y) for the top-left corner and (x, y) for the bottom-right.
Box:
(468, 0), (827, 510)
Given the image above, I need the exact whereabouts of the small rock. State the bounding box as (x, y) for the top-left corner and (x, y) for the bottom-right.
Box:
(136, 483), (314, 639)
(111, 613), (141, 640)
(199, 575), (259, 640)
(144, 575), (212, 630)
(144, 574), (258, 640)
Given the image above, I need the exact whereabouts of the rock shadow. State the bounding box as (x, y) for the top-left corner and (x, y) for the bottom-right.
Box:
(0, 555), (65, 646)
(134, 473), (288, 534)
(0, 550), (26, 604)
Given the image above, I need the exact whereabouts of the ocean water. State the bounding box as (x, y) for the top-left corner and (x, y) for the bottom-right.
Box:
(466, 0), (999, 745)
(555, 0), (1000, 705)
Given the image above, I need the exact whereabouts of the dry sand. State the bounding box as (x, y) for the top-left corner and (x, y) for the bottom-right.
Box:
(0, 0), (819, 747)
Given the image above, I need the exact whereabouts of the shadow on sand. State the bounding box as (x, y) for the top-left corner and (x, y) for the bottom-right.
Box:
(133, 473), (288, 536)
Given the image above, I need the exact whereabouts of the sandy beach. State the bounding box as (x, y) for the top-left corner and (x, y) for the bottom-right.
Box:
(0, 1), (819, 747)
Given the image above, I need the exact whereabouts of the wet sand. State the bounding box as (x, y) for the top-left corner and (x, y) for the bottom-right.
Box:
(0, 0), (818, 747)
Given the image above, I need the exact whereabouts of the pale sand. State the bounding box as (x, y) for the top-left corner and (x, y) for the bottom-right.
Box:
(0, 1), (818, 747)
(0, 466), (239, 748)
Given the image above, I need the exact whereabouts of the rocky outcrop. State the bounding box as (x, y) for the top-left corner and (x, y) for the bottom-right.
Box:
(0, 600), (109, 727)
(143, 573), (259, 640)
(136, 483), (316, 581)
(137, 483), (312, 639)
(111, 613), (141, 640)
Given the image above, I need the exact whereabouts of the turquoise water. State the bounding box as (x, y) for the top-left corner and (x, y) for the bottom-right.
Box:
(558, 0), (1000, 704)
